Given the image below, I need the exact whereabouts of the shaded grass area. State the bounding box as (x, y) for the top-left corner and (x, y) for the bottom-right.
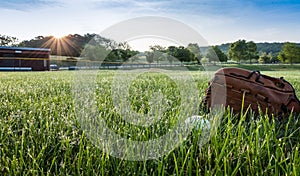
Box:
(222, 64), (300, 71)
(0, 71), (299, 175)
(186, 63), (300, 71)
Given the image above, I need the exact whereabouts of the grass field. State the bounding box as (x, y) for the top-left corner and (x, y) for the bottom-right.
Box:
(0, 67), (299, 175)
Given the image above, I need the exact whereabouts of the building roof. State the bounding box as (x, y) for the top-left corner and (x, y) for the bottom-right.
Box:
(0, 46), (51, 52)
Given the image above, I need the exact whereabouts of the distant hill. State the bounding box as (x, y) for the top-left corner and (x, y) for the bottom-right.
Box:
(214, 42), (300, 56)
(17, 33), (300, 57)
(18, 33), (114, 57)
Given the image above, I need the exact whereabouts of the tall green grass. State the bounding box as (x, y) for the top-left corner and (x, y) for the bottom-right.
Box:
(0, 70), (299, 175)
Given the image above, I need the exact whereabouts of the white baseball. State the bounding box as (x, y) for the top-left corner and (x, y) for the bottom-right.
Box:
(185, 115), (211, 131)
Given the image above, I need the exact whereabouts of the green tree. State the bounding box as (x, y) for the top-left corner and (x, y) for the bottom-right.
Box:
(228, 39), (248, 62)
(258, 52), (271, 63)
(145, 51), (154, 63)
(118, 42), (131, 50)
(166, 46), (195, 64)
(122, 49), (139, 62)
(152, 51), (164, 64)
(278, 52), (287, 63)
(81, 44), (110, 61)
(105, 49), (121, 62)
(247, 41), (258, 64)
(175, 46), (195, 64)
(200, 57), (209, 63)
(167, 46), (176, 55)
(150, 45), (166, 52)
(278, 42), (300, 64)
(167, 46), (177, 64)
(215, 46), (228, 62)
(0, 35), (18, 46)
(206, 47), (218, 63)
(187, 43), (202, 63)
(149, 45), (166, 64)
(268, 52), (279, 63)
(129, 53), (140, 63)
(206, 46), (228, 63)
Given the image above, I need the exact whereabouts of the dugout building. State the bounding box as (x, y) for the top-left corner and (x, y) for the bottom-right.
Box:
(0, 46), (51, 71)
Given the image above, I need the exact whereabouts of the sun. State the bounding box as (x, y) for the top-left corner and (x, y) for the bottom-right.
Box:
(53, 34), (66, 39)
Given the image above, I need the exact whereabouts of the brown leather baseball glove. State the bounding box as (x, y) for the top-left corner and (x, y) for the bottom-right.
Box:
(202, 67), (300, 116)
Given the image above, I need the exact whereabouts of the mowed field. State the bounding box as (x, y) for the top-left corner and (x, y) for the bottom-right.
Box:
(0, 68), (300, 175)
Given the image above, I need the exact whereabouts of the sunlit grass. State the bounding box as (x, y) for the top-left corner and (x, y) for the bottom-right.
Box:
(0, 70), (299, 175)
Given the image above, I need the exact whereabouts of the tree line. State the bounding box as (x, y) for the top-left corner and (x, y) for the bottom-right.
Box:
(228, 39), (300, 64)
(1, 34), (300, 64)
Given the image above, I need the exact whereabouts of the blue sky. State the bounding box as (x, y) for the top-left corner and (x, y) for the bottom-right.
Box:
(1, 0), (300, 49)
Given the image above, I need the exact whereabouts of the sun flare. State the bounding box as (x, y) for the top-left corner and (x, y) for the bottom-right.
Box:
(42, 34), (78, 56)
(53, 34), (66, 40)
